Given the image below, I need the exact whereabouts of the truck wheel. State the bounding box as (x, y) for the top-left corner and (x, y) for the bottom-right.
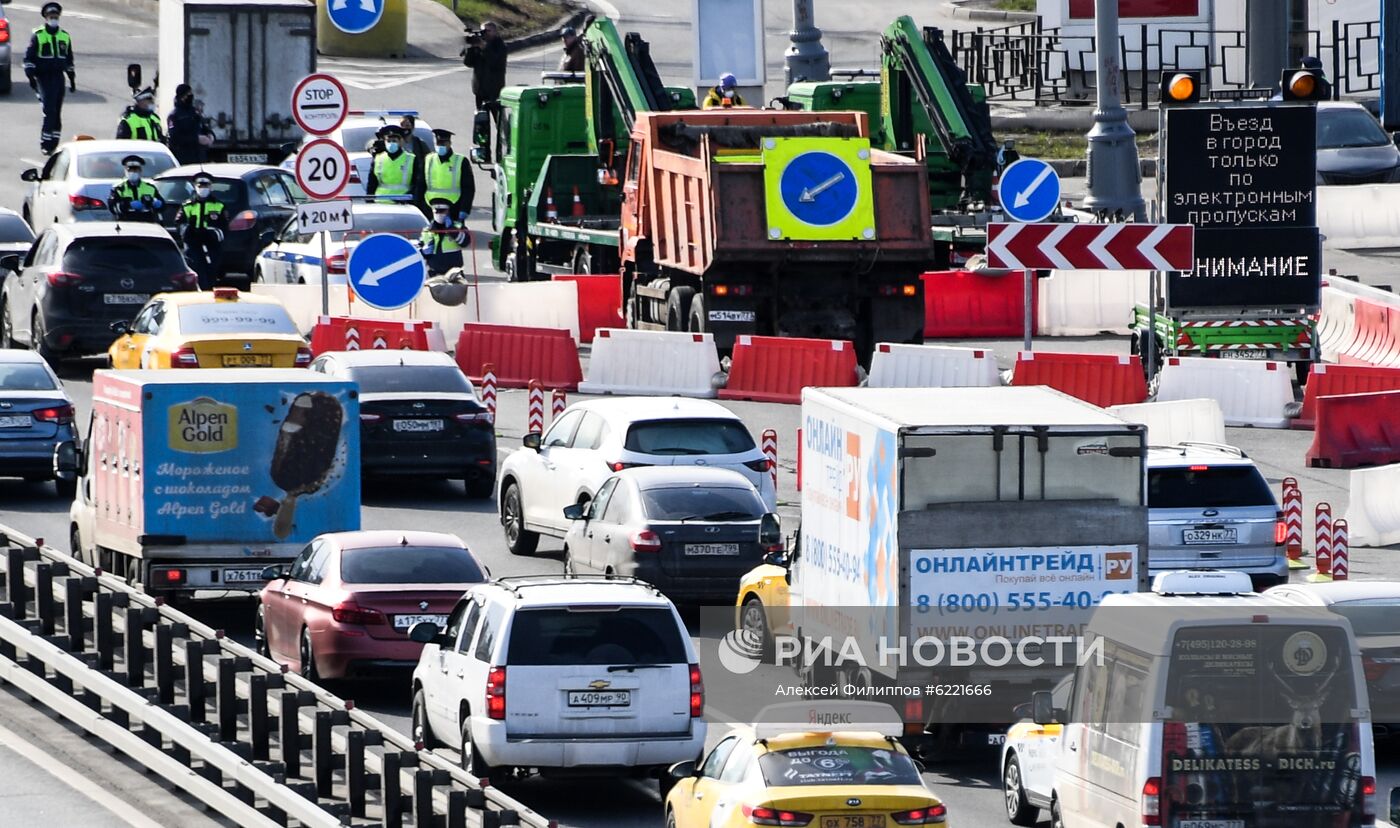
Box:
(501, 482), (539, 556)
(464, 476), (494, 500)
(1004, 754), (1039, 826)
(667, 286), (694, 332)
(688, 293), (707, 334)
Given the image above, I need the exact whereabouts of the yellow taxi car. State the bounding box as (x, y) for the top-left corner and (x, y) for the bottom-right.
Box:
(736, 552), (793, 660)
(665, 703), (949, 828)
(108, 288), (311, 369)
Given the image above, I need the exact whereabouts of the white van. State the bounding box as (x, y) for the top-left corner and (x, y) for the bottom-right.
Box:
(1002, 570), (1378, 828)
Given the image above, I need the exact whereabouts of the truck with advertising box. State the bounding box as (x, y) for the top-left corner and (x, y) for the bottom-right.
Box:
(764, 386), (1149, 752)
(68, 370), (359, 600)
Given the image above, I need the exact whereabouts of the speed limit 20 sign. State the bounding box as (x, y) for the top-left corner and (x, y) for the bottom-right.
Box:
(295, 139), (351, 200)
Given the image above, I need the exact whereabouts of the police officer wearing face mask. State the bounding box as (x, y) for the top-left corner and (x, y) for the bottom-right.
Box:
(421, 129), (472, 220)
(420, 198), (469, 275)
(167, 84), (206, 164)
(117, 87), (166, 143)
(24, 2), (75, 155)
(367, 125), (416, 204)
(177, 173), (227, 289)
(107, 155), (163, 222)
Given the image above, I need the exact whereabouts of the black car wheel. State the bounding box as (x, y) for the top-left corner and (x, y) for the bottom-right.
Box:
(54, 476), (76, 499)
(465, 475), (494, 500)
(412, 689), (436, 748)
(1004, 754), (1039, 826)
(502, 482), (538, 556)
(254, 605), (271, 659)
(32, 312), (58, 368)
(0, 299), (16, 349)
(460, 716), (495, 779)
(299, 628), (320, 682)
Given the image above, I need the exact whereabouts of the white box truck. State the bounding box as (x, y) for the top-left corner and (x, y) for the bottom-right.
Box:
(156, 0), (316, 164)
(783, 386), (1150, 754)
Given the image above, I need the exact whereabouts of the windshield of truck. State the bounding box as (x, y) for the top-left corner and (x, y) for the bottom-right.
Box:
(624, 419), (756, 456)
(901, 431), (1142, 508)
(339, 545), (485, 585)
(757, 746), (923, 787)
(349, 366), (474, 395)
(505, 607), (687, 666)
(178, 303), (299, 335)
(1159, 624), (1364, 826)
(77, 151), (175, 180)
(641, 486), (764, 520)
(1318, 107), (1390, 149)
(1148, 465), (1275, 509)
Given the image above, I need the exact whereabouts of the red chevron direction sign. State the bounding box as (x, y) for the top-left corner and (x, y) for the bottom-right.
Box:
(987, 222), (1195, 271)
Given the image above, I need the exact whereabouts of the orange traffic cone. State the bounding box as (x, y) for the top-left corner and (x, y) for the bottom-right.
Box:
(571, 186), (585, 217)
(544, 186), (558, 222)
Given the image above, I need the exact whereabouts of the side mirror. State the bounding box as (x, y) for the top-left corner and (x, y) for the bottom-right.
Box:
(472, 110), (492, 153)
(522, 432), (542, 451)
(1032, 690), (1056, 726)
(260, 564), (287, 581)
(762, 548), (788, 568)
(470, 147), (488, 165)
(563, 503), (586, 521)
(126, 63), (142, 92)
(259, 228), (277, 246)
(0, 254), (20, 272)
(1012, 702), (1033, 721)
(666, 760), (698, 782)
(20, 169), (38, 183)
(408, 621), (441, 644)
(109, 320), (130, 334)
(1390, 786), (1400, 824)
(53, 441), (80, 479)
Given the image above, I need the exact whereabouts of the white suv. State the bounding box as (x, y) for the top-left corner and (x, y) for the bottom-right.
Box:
(408, 575), (706, 782)
(498, 397), (777, 556)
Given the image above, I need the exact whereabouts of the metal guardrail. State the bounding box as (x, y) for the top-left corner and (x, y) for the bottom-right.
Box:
(0, 523), (553, 828)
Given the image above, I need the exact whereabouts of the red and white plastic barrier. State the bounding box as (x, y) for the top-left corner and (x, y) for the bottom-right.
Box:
(1282, 477), (1305, 569)
(1331, 519), (1349, 581)
(552, 389), (567, 422)
(480, 363), (498, 425)
(1309, 502), (1334, 583)
(762, 429), (778, 493)
(1155, 357), (1293, 428)
(528, 380), (544, 435)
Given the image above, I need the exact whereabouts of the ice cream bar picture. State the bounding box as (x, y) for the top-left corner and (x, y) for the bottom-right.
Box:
(265, 391), (344, 540)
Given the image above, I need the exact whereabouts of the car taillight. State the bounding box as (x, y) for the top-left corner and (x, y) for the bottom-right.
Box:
(294, 346), (313, 367)
(711, 283), (753, 297)
(744, 458), (773, 473)
(891, 805), (947, 825)
(486, 666), (506, 720)
(33, 404), (74, 425)
(630, 529), (662, 553)
(349, 167), (362, 183)
(1142, 776), (1162, 826)
(1274, 519), (1287, 545)
(1363, 656), (1393, 682)
(174, 271), (199, 289)
(46, 271), (82, 287)
(609, 461), (647, 472)
(689, 663), (703, 718)
(741, 806), (812, 827)
(331, 601), (386, 626)
(171, 346), (200, 368)
(455, 410), (492, 424)
(0, 19), (11, 44)
(1362, 775), (1375, 823)
(359, 412), (383, 423)
(227, 210), (258, 232)
(878, 284), (918, 297)
(327, 252), (348, 275)
(68, 194), (106, 211)
(160, 569), (186, 584)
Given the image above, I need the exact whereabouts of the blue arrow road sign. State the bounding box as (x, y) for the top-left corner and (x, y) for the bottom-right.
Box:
(998, 158), (1061, 223)
(347, 234), (426, 311)
(327, 0), (384, 35)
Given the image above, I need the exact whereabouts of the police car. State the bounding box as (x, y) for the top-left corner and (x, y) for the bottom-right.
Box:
(280, 112), (435, 198)
(253, 201), (426, 285)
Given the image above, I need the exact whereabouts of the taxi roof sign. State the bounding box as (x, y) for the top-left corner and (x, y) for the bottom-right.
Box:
(752, 701), (904, 739)
(1151, 569), (1254, 596)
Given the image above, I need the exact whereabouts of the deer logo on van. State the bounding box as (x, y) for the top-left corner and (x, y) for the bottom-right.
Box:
(169, 398), (238, 454)
(1105, 551), (1135, 580)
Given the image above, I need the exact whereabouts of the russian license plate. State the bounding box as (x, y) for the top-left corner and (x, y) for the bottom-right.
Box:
(708, 309), (756, 322)
(820, 817), (886, 828)
(1179, 822), (1245, 828)
(1217, 349), (1270, 360)
(0, 415), (31, 429)
(227, 153), (268, 164)
(1183, 528), (1238, 545)
(987, 733), (1007, 746)
(223, 568), (266, 584)
(103, 293), (148, 304)
(394, 613), (447, 630)
(393, 419), (444, 433)
(222, 354), (272, 367)
(567, 690), (631, 707)
(685, 543), (740, 556)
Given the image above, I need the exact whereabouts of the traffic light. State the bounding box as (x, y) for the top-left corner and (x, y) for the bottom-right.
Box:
(1280, 68), (1327, 101)
(1159, 71), (1201, 105)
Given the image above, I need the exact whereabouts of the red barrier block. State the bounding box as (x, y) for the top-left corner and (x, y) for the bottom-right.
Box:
(310, 316), (435, 355)
(719, 336), (857, 404)
(454, 323), (582, 391)
(1307, 389), (1400, 468)
(552, 274), (624, 344)
(1339, 299), (1397, 367)
(1011, 351), (1147, 408)
(1294, 362), (1400, 429)
(921, 270), (1036, 339)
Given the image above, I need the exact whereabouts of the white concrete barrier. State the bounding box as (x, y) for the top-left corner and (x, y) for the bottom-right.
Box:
(251, 282), (582, 344)
(866, 343), (1001, 388)
(1318, 184), (1400, 250)
(1317, 285), (1357, 364)
(578, 328), (722, 397)
(1154, 357), (1294, 428)
(1343, 463), (1400, 548)
(1109, 399), (1227, 446)
(1036, 269), (1151, 336)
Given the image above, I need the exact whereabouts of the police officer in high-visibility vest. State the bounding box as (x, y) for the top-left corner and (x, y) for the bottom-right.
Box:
(421, 129), (472, 220)
(177, 173), (228, 289)
(420, 198), (469, 275)
(116, 87), (165, 143)
(24, 3), (75, 155)
(366, 125), (417, 204)
(107, 155), (163, 222)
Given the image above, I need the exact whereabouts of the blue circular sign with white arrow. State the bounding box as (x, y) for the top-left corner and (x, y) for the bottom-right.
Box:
(779, 150), (860, 227)
(327, 0), (384, 35)
(998, 157), (1061, 223)
(347, 233), (426, 311)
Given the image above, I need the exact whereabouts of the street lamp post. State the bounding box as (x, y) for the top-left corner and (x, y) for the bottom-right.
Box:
(1083, 0), (1146, 221)
(784, 0), (830, 86)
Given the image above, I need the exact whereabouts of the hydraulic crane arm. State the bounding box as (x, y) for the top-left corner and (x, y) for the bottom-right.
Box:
(581, 16), (677, 138)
